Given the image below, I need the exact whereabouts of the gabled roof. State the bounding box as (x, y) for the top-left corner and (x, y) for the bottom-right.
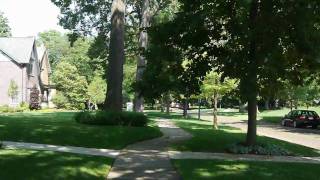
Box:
(37, 45), (52, 74)
(37, 45), (46, 62)
(0, 37), (35, 64)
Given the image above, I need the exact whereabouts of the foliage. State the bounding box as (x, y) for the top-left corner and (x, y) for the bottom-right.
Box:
(18, 102), (30, 112)
(88, 74), (106, 105)
(226, 143), (292, 156)
(29, 86), (40, 110)
(123, 58), (136, 102)
(51, 91), (71, 109)
(147, 0), (320, 145)
(52, 62), (88, 109)
(0, 11), (11, 37)
(7, 80), (18, 100)
(278, 79), (320, 108)
(75, 111), (149, 127)
(0, 103), (30, 113)
(0, 105), (15, 113)
(38, 30), (69, 68)
(201, 72), (237, 100)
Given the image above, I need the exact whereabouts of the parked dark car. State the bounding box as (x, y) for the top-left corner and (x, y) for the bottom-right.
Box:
(281, 110), (320, 129)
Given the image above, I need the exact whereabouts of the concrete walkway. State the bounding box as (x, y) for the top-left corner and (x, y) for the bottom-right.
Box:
(169, 151), (320, 164)
(106, 119), (192, 180)
(2, 141), (120, 158)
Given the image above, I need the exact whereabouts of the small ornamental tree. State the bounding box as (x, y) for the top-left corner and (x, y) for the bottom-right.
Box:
(29, 86), (40, 110)
(201, 72), (237, 129)
(7, 80), (18, 102)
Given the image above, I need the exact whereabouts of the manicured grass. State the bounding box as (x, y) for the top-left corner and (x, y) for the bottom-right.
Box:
(0, 112), (162, 149)
(173, 159), (320, 180)
(170, 117), (320, 156)
(0, 149), (112, 180)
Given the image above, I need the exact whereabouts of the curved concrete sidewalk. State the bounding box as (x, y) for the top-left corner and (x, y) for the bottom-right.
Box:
(106, 119), (192, 180)
(2, 141), (120, 158)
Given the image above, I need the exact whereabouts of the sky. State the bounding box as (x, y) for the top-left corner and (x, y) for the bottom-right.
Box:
(0, 0), (66, 37)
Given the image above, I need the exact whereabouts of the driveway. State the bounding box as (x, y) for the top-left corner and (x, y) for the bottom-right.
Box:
(186, 109), (320, 151)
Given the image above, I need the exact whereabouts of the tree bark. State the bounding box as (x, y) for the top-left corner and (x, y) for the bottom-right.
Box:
(213, 93), (218, 129)
(104, 0), (125, 112)
(198, 98), (201, 120)
(134, 0), (150, 112)
(264, 98), (269, 110)
(165, 93), (170, 114)
(183, 98), (188, 118)
(246, 0), (259, 146)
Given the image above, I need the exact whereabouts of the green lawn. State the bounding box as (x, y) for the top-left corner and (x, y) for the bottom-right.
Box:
(0, 112), (162, 149)
(0, 149), (112, 180)
(170, 117), (320, 156)
(173, 159), (320, 180)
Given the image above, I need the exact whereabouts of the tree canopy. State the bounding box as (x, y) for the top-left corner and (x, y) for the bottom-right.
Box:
(145, 0), (320, 145)
(0, 11), (11, 37)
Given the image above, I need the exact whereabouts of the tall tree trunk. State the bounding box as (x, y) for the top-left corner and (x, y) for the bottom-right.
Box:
(183, 98), (188, 118)
(213, 93), (218, 129)
(134, 0), (150, 112)
(104, 0), (125, 112)
(165, 93), (170, 114)
(246, 0), (259, 146)
(198, 98), (201, 120)
(264, 98), (269, 110)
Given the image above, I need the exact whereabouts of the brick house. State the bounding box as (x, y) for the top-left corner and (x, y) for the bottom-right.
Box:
(0, 37), (54, 107)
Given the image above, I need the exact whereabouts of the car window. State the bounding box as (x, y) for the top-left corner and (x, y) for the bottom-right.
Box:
(294, 111), (301, 116)
(307, 111), (318, 117)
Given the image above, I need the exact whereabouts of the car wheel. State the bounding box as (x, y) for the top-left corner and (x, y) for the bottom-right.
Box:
(293, 121), (298, 128)
(281, 120), (286, 126)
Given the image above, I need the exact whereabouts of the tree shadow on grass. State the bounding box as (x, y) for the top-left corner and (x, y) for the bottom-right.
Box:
(0, 149), (112, 180)
(173, 159), (320, 180)
(0, 112), (162, 149)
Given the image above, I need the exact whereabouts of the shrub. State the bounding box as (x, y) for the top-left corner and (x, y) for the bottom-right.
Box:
(226, 143), (293, 156)
(16, 102), (30, 112)
(75, 111), (149, 127)
(0, 105), (15, 113)
(52, 92), (71, 109)
(29, 86), (40, 110)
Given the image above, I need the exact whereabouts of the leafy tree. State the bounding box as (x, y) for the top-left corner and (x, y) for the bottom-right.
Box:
(148, 0), (320, 145)
(38, 30), (69, 68)
(132, 0), (174, 112)
(201, 72), (237, 129)
(0, 11), (11, 37)
(7, 80), (18, 101)
(52, 0), (125, 111)
(52, 62), (88, 109)
(88, 74), (107, 106)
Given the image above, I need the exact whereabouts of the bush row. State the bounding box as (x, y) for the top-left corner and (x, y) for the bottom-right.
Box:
(74, 111), (149, 127)
(0, 102), (30, 113)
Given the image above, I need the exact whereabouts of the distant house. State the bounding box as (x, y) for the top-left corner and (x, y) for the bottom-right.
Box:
(0, 37), (54, 107)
